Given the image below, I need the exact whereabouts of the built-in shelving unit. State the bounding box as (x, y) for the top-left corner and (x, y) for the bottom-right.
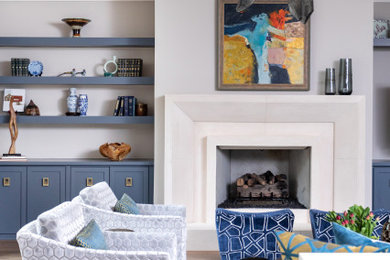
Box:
(0, 115), (154, 125)
(0, 37), (154, 47)
(0, 76), (154, 85)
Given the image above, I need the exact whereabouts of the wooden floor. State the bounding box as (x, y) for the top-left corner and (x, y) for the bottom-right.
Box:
(0, 241), (220, 260)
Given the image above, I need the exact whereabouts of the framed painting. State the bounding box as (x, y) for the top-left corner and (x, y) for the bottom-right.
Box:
(218, 0), (310, 90)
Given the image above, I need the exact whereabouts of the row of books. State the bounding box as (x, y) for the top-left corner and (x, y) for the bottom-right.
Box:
(116, 58), (143, 77)
(11, 58), (30, 76)
(113, 96), (137, 116)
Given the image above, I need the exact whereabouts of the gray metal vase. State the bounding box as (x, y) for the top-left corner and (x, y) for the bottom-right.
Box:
(338, 58), (353, 95)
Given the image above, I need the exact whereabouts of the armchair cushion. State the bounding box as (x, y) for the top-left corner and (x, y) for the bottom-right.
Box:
(332, 222), (390, 250)
(215, 208), (294, 260)
(310, 209), (390, 243)
(275, 231), (386, 260)
(114, 193), (140, 214)
(70, 219), (107, 250)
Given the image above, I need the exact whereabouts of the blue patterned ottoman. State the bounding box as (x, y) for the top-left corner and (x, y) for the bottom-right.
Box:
(309, 208), (390, 243)
(215, 208), (294, 260)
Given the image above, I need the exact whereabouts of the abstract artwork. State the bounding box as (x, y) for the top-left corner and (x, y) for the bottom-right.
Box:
(218, 0), (310, 90)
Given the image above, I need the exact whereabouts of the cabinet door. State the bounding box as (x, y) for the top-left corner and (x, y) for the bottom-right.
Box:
(27, 167), (65, 222)
(373, 167), (390, 210)
(110, 166), (149, 203)
(0, 167), (25, 235)
(70, 167), (109, 199)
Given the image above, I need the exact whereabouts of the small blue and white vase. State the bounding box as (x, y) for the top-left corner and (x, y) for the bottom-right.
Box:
(77, 94), (88, 116)
(67, 88), (78, 113)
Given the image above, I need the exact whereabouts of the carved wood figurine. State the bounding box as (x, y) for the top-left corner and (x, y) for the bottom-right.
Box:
(8, 96), (19, 154)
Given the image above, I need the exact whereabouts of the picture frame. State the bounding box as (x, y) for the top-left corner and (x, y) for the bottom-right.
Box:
(218, 0), (310, 91)
(3, 89), (26, 112)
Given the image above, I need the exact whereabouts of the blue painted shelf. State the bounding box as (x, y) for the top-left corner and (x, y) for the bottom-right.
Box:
(374, 39), (390, 48)
(0, 76), (154, 85)
(0, 116), (154, 125)
(0, 37), (154, 47)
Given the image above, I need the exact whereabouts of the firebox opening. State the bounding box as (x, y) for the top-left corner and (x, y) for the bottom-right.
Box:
(216, 147), (311, 209)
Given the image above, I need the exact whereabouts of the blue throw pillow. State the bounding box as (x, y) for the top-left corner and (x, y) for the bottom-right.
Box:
(332, 222), (390, 250)
(114, 193), (140, 214)
(70, 219), (107, 250)
(215, 208), (294, 260)
(310, 209), (390, 243)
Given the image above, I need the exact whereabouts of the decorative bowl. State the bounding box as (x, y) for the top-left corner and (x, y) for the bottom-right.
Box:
(99, 142), (131, 161)
(61, 18), (91, 37)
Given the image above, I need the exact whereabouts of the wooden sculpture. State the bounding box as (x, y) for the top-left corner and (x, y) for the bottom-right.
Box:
(99, 142), (131, 161)
(8, 96), (19, 154)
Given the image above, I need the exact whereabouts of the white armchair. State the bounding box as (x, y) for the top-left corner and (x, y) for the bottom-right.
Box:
(73, 181), (187, 260)
(17, 201), (178, 260)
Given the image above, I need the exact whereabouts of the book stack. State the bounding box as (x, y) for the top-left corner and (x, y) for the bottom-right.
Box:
(116, 58), (143, 77)
(1, 154), (27, 161)
(113, 96), (137, 116)
(11, 58), (30, 76)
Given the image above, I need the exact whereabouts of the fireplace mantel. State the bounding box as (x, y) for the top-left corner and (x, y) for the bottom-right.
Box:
(164, 95), (366, 250)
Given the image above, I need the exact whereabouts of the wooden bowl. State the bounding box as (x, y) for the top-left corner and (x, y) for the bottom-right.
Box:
(99, 142), (131, 161)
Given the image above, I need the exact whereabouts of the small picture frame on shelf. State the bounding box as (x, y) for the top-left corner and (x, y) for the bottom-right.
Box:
(3, 89), (26, 112)
(374, 19), (388, 39)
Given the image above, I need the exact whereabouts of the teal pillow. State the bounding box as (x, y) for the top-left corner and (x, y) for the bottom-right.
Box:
(114, 193), (140, 214)
(70, 219), (107, 250)
(332, 222), (390, 250)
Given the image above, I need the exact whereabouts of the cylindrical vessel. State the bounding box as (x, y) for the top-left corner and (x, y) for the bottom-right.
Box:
(77, 94), (88, 116)
(325, 68), (336, 95)
(338, 58), (353, 95)
(136, 103), (148, 116)
(67, 88), (78, 113)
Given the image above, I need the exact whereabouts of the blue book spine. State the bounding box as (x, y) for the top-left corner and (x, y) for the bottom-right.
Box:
(123, 96), (129, 116)
(128, 96), (134, 116)
(133, 98), (137, 117)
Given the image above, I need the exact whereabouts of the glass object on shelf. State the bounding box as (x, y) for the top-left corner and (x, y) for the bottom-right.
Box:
(338, 58), (353, 95)
(325, 68), (336, 95)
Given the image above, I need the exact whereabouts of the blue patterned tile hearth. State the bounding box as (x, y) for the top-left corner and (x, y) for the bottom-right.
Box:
(309, 209), (390, 243)
(215, 208), (294, 260)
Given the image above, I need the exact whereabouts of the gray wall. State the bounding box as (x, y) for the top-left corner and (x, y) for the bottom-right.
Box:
(374, 3), (390, 159)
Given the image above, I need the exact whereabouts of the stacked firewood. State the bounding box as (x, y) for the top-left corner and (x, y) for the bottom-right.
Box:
(236, 171), (288, 199)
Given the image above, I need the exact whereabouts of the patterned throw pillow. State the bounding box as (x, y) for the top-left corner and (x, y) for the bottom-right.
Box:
(309, 209), (390, 243)
(113, 193), (140, 214)
(215, 208), (294, 260)
(70, 219), (107, 250)
(275, 231), (387, 260)
(332, 222), (390, 250)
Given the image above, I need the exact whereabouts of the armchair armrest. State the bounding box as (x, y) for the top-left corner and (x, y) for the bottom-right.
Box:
(79, 203), (186, 260)
(104, 231), (177, 259)
(137, 204), (186, 218)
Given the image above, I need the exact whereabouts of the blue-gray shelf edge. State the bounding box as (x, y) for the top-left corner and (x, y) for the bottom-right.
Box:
(0, 116), (154, 125)
(374, 39), (390, 47)
(0, 37), (154, 47)
(0, 76), (154, 85)
(0, 158), (154, 166)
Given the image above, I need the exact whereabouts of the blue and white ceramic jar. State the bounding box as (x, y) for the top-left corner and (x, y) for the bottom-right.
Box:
(77, 94), (88, 116)
(67, 88), (78, 113)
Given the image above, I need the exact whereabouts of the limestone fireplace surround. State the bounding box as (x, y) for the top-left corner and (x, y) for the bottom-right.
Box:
(164, 95), (365, 250)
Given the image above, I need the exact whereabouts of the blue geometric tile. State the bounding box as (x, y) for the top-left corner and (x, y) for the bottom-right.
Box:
(215, 208), (294, 260)
(309, 209), (390, 243)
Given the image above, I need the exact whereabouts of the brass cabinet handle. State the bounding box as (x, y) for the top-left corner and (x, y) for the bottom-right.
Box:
(42, 177), (49, 187)
(3, 177), (10, 187)
(86, 177), (93, 187)
(126, 177), (133, 187)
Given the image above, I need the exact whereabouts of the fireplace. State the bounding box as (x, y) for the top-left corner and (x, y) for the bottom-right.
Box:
(164, 95), (366, 250)
(216, 148), (310, 210)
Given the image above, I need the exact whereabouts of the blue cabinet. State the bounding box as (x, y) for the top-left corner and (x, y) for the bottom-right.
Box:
(27, 167), (66, 222)
(0, 159), (153, 239)
(0, 167), (26, 239)
(110, 166), (150, 203)
(373, 166), (390, 210)
(69, 167), (109, 199)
